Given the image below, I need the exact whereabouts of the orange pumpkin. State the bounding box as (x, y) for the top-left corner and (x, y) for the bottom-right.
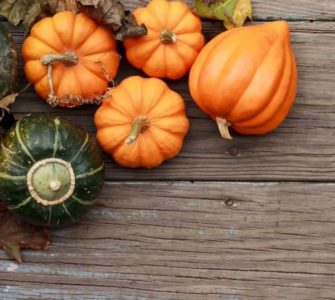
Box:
(22, 11), (120, 107)
(189, 21), (298, 139)
(94, 76), (189, 168)
(123, 0), (205, 80)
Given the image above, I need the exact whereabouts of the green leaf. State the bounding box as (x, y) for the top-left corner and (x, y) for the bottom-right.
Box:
(0, 0), (46, 29)
(193, 0), (253, 30)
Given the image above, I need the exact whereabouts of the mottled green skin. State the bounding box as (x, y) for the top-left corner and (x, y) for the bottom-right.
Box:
(0, 114), (105, 228)
(0, 23), (18, 99)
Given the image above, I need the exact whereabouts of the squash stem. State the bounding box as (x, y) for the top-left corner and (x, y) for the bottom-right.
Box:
(160, 29), (177, 45)
(46, 64), (54, 97)
(49, 180), (61, 192)
(27, 158), (76, 207)
(125, 116), (149, 145)
(40, 51), (78, 104)
(216, 117), (233, 139)
(40, 51), (78, 66)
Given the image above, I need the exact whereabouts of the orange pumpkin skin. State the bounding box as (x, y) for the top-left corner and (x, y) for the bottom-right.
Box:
(123, 0), (205, 80)
(189, 21), (298, 138)
(94, 76), (190, 168)
(22, 11), (120, 107)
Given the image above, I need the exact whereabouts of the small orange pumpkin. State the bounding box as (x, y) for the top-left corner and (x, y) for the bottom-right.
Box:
(22, 11), (120, 107)
(94, 76), (189, 168)
(189, 21), (298, 139)
(123, 0), (205, 80)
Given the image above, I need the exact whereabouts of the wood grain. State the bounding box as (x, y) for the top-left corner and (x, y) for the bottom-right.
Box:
(1, 182), (335, 299)
(1, 1), (335, 299)
(122, 0), (335, 21)
(6, 21), (335, 181)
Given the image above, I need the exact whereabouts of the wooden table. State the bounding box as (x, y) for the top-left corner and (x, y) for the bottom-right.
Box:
(1, 0), (335, 299)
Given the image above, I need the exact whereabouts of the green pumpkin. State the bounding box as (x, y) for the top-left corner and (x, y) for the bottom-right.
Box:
(0, 23), (18, 99)
(0, 114), (105, 227)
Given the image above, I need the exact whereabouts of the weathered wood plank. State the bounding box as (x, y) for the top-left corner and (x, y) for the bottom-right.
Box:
(122, 0), (335, 21)
(1, 181), (335, 299)
(0, 1), (334, 299)
(5, 21), (335, 181)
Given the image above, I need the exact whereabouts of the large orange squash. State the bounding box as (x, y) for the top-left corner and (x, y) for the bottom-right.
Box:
(94, 76), (189, 168)
(124, 0), (205, 80)
(22, 11), (120, 107)
(189, 21), (298, 139)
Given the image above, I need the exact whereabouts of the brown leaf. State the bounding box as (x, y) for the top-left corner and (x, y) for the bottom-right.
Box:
(0, 84), (31, 112)
(22, 1), (46, 32)
(0, 0), (146, 39)
(0, 93), (18, 110)
(78, 0), (147, 40)
(44, 0), (79, 14)
(116, 10), (147, 41)
(0, 0), (46, 31)
(0, 209), (50, 263)
(0, 0), (79, 31)
(0, 84), (30, 129)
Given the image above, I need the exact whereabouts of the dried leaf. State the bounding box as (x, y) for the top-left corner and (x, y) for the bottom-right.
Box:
(44, 0), (79, 14)
(0, 0), (79, 31)
(0, 84), (30, 129)
(22, 1), (47, 31)
(116, 11), (147, 41)
(0, 209), (50, 263)
(193, 0), (252, 30)
(0, 0), (46, 31)
(0, 0), (146, 39)
(221, 0), (252, 29)
(0, 93), (18, 110)
(78, 0), (147, 40)
(192, 0), (217, 19)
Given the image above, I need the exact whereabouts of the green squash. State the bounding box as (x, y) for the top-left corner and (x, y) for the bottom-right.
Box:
(0, 114), (105, 227)
(0, 23), (18, 99)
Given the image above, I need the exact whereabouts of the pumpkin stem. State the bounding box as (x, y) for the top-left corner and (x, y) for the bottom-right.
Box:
(125, 116), (149, 145)
(46, 64), (55, 98)
(160, 29), (177, 45)
(40, 51), (78, 66)
(216, 117), (233, 139)
(49, 180), (62, 192)
(40, 51), (78, 105)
